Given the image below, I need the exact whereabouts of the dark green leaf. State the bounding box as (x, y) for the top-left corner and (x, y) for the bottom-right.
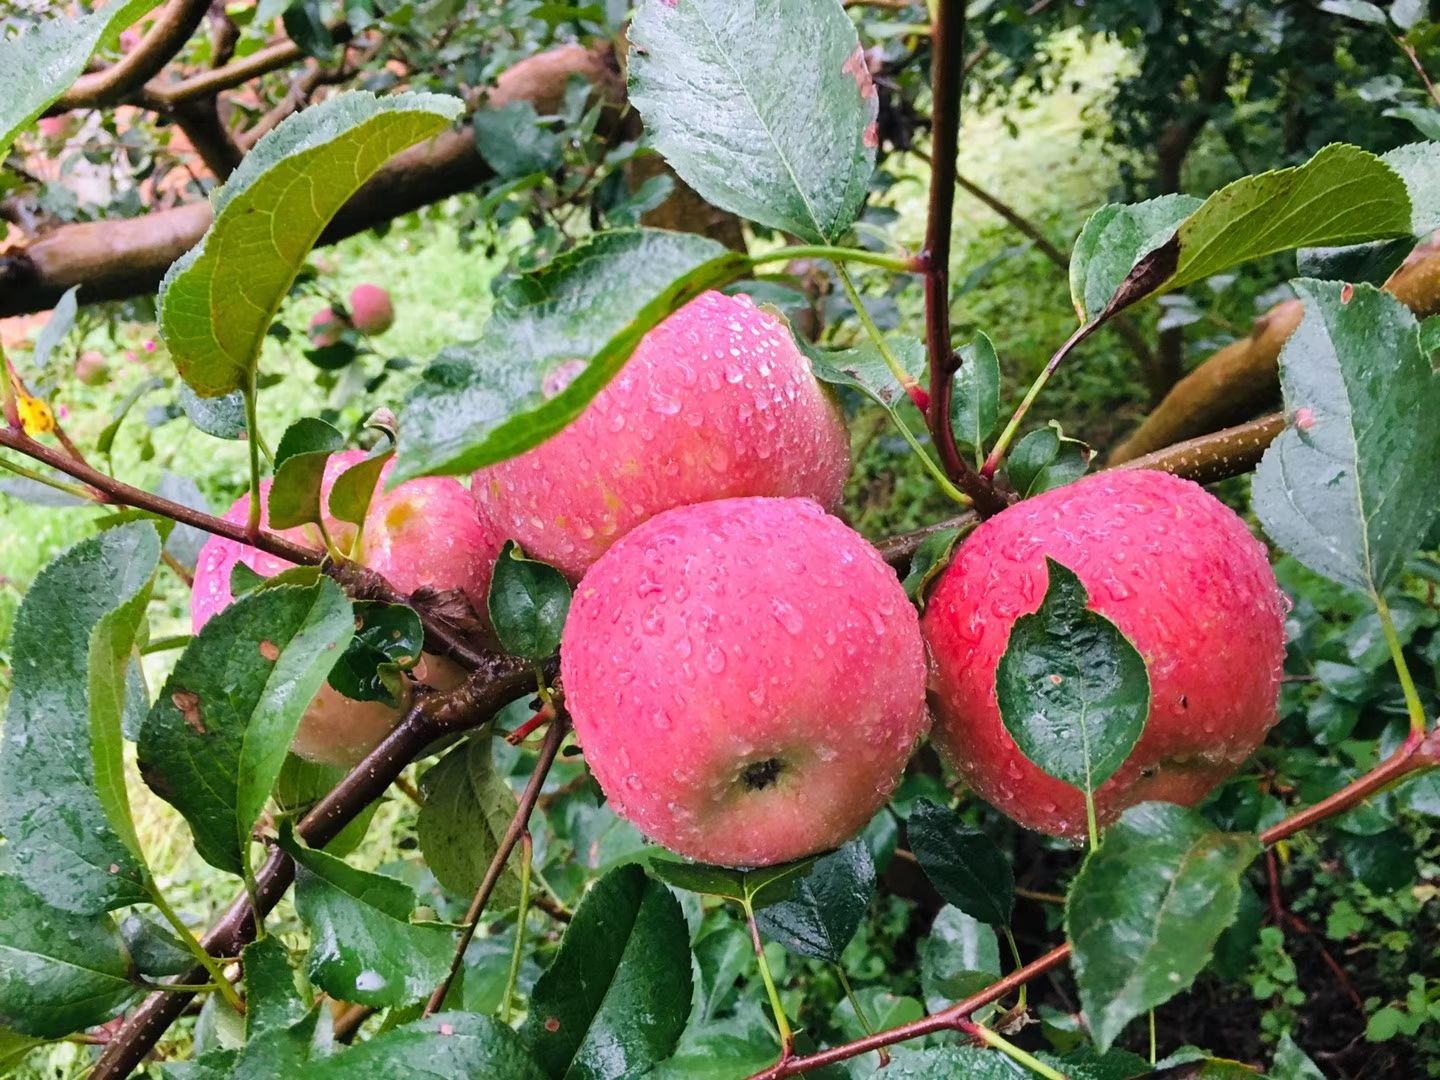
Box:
(996, 558), (1150, 798)
(1069, 195), (1201, 324)
(645, 854), (817, 906)
(1005, 421), (1092, 497)
(628, 0), (876, 243)
(417, 736), (523, 907)
(0, 523), (160, 912)
(1037, 1046), (1151, 1080)
(119, 915), (192, 979)
(473, 101), (563, 179)
(160, 91), (463, 397)
(521, 865), (691, 1080)
(307, 1013), (546, 1079)
(282, 0), (334, 58)
(1296, 237), (1413, 284)
(951, 332), (1000, 464)
(1336, 827), (1417, 892)
(1066, 803), (1262, 1052)
(279, 829), (455, 1007)
(1254, 280), (1440, 595)
(137, 580), (354, 875)
(243, 937), (306, 1038)
(397, 229), (744, 480)
(872, 1046), (1021, 1079)
(918, 906), (1001, 1013)
(906, 799), (1014, 925)
(0, 874), (135, 1038)
(753, 840), (874, 963)
(488, 541), (572, 660)
(327, 601), (423, 704)
(269, 418), (346, 530)
(902, 526), (966, 610)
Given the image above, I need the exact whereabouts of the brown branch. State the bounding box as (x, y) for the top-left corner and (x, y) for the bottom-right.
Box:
(920, 1), (1007, 517)
(170, 95), (243, 179)
(89, 662), (536, 1080)
(423, 711), (569, 1017)
(54, 0), (212, 111)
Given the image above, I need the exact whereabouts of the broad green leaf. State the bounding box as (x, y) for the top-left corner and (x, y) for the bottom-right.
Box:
(1005, 421), (1093, 497)
(119, 915), (192, 979)
(0, 1029), (47, 1074)
(160, 91), (463, 397)
(1065, 803), (1261, 1052)
(137, 580), (354, 875)
(1318, 0), (1389, 24)
(951, 332), (1000, 465)
(306, 1013), (546, 1079)
(327, 600), (423, 705)
(229, 1010), (320, 1080)
(1384, 105), (1440, 141)
(628, 0), (877, 243)
(753, 840), (875, 964)
(178, 385), (247, 439)
(0, 0), (162, 160)
(473, 100), (563, 180)
(416, 737), (523, 907)
(0, 875), (135, 1038)
(521, 865), (691, 1080)
(31, 286), (79, 370)
(1295, 236), (1413, 285)
(1071, 144), (1413, 322)
(646, 854), (817, 907)
(328, 443), (394, 528)
(902, 526), (967, 610)
(268, 418), (345, 530)
(397, 228), (743, 480)
(279, 829), (455, 1007)
(273, 754), (380, 859)
(243, 937), (305, 1038)
(1037, 1046), (1151, 1080)
(906, 799), (1014, 925)
(805, 335), (926, 411)
(488, 541), (572, 660)
(996, 559), (1151, 797)
(918, 906), (1001, 1014)
(869, 1047), (1020, 1079)
(1254, 280), (1440, 596)
(1272, 1033), (1326, 1080)
(0, 523), (159, 913)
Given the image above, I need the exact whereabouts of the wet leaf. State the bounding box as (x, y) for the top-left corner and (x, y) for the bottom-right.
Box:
(646, 854), (817, 907)
(754, 840), (874, 963)
(1005, 422), (1093, 497)
(902, 526), (966, 610)
(907, 799), (1014, 925)
(869, 1046), (1020, 1078)
(119, 915), (192, 979)
(488, 541), (572, 660)
(243, 937), (306, 1038)
(918, 906), (1001, 1013)
(306, 1013), (546, 1079)
(268, 418), (346, 530)
(327, 601), (423, 705)
(951, 332), (1000, 464)
(416, 736), (523, 908)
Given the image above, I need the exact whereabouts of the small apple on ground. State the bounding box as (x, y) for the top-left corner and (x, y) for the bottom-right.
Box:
(190, 450), (501, 765)
(309, 307), (350, 348)
(561, 496), (928, 867)
(74, 350), (109, 386)
(473, 290), (851, 580)
(921, 469), (1286, 839)
(348, 284), (395, 335)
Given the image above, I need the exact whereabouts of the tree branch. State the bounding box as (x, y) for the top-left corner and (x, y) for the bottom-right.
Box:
(921, 0), (1007, 517)
(54, 0), (212, 111)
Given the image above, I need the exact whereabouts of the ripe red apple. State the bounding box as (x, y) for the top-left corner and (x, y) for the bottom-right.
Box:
(349, 284), (395, 335)
(75, 350), (109, 386)
(561, 496), (928, 867)
(309, 307), (350, 348)
(473, 290), (851, 580)
(190, 451), (501, 765)
(921, 469), (1286, 839)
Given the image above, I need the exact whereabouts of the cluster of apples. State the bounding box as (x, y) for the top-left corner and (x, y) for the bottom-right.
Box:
(191, 290), (1286, 863)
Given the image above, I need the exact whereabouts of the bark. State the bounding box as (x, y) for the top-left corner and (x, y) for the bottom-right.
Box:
(0, 44), (623, 318)
(1109, 245), (1440, 464)
(54, 0), (212, 110)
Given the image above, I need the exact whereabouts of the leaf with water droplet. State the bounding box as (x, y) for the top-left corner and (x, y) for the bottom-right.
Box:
(918, 906), (1001, 1015)
(906, 799), (1014, 925)
(268, 417), (345, 531)
(416, 735), (523, 908)
(753, 840), (874, 963)
(304, 1013), (546, 1079)
(903, 526), (968, 610)
(488, 541), (572, 660)
(1005, 421), (1092, 498)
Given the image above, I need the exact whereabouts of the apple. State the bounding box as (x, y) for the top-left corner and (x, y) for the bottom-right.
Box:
(561, 496), (928, 867)
(473, 290), (851, 580)
(190, 451), (501, 765)
(349, 284), (395, 336)
(75, 350), (109, 386)
(921, 469), (1286, 839)
(309, 307), (350, 348)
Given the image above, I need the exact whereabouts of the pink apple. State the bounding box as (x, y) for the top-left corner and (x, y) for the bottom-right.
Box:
(921, 469), (1287, 839)
(190, 451), (502, 765)
(473, 290), (851, 581)
(561, 496), (928, 867)
(348, 284), (395, 335)
(308, 307), (350, 348)
(75, 350), (109, 386)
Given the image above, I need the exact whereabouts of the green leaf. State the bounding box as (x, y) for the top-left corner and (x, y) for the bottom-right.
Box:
(1071, 144), (1413, 322)
(0, 1029), (47, 1074)
(179, 385), (248, 440)
(902, 526), (967, 610)
(521, 865), (691, 1080)
(805, 335), (926, 411)
(31, 286), (79, 370)
(159, 91), (462, 398)
(0, 523), (160, 913)
(416, 737), (523, 907)
(473, 100), (563, 180)
(279, 828), (455, 1007)
(995, 558), (1151, 798)
(326, 600), (423, 705)
(268, 418), (346, 531)
(230, 1010), (321, 1079)
(488, 541), (572, 660)
(1384, 105), (1440, 141)
(1272, 1034), (1326, 1080)
(870, 1046), (1020, 1079)
(628, 0), (876, 244)
(0, 0), (163, 159)
(1253, 280), (1440, 596)
(1296, 236), (1414, 285)
(645, 854), (817, 906)
(0, 874), (135, 1038)
(1005, 421), (1093, 497)
(951, 332), (1000, 464)
(906, 799), (1014, 925)
(243, 937), (306, 1038)
(753, 840), (874, 964)
(307, 1013), (546, 1079)
(1318, 0), (1389, 24)
(119, 915), (192, 979)
(918, 906), (1001, 1013)
(328, 442), (394, 529)
(137, 579), (354, 875)
(397, 228), (744, 480)
(1037, 1046), (1151, 1080)
(1065, 803), (1262, 1052)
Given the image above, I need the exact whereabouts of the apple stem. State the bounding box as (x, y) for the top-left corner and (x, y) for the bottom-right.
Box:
(745, 900), (794, 1053)
(1374, 591), (1428, 737)
(499, 832), (533, 1025)
(958, 1018), (1068, 1080)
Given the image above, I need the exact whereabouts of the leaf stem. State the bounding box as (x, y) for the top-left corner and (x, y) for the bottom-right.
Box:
(1374, 592), (1428, 736)
(749, 245), (920, 275)
(745, 899), (794, 1056)
(500, 832), (533, 1024)
(242, 378), (263, 539)
(145, 884), (246, 1014)
(1084, 791), (1099, 853)
(961, 1019), (1068, 1080)
(0, 453), (98, 502)
(836, 965), (889, 1067)
(982, 320), (1101, 478)
(1001, 927), (1027, 1010)
(1148, 1008), (1157, 1064)
(141, 634), (191, 655)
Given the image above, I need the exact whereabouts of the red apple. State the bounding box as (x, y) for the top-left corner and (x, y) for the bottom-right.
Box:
(348, 284), (395, 335)
(309, 307), (350, 348)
